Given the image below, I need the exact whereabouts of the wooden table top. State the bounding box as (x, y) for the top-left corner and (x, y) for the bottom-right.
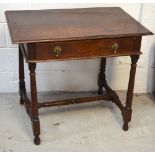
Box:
(5, 7), (153, 44)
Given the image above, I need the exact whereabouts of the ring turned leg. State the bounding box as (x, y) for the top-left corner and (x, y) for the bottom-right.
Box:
(28, 63), (41, 145)
(19, 45), (25, 105)
(122, 55), (139, 131)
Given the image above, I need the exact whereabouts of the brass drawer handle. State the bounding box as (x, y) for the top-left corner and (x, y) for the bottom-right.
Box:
(112, 43), (119, 54)
(53, 46), (62, 57)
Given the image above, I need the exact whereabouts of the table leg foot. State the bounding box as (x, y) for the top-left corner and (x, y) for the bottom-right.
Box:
(34, 135), (40, 145)
(123, 122), (128, 131)
(122, 106), (132, 131)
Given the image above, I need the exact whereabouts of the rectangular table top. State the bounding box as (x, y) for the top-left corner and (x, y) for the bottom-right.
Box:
(5, 7), (153, 44)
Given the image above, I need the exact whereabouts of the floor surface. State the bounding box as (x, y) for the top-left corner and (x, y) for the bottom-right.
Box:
(0, 91), (155, 152)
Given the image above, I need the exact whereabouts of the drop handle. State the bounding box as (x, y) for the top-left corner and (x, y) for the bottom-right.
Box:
(112, 43), (119, 54)
(53, 46), (62, 57)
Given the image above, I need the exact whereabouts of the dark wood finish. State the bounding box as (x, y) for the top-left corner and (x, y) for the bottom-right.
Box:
(98, 58), (124, 111)
(39, 94), (111, 108)
(5, 7), (153, 145)
(22, 37), (142, 63)
(19, 44), (32, 115)
(35, 37), (138, 61)
(122, 55), (139, 131)
(28, 63), (40, 145)
(5, 7), (152, 44)
(98, 58), (108, 95)
(19, 45), (25, 105)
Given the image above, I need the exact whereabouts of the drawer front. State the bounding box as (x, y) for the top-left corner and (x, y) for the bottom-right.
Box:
(35, 37), (137, 61)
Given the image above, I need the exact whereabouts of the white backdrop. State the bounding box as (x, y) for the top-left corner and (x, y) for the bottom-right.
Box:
(0, 3), (155, 93)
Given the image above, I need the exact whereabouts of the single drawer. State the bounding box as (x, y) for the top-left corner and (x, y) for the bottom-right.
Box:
(35, 37), (139, 61)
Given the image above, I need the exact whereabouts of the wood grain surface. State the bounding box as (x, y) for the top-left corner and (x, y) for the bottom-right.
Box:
(5, 7), (153, 44)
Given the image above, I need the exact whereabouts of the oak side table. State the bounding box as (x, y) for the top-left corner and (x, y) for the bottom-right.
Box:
(5, 7), (153, 145)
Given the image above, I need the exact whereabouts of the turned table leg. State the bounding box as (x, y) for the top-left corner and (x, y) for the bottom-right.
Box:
(122, 55), (139, 131)
(98, 58), (124, 110)
(98, 58), (106, 95)
(19, 45), (25, 105)
(28, 63), (41, 145)
(98, 58), (113, 94)
(98, 58), (110, 95)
